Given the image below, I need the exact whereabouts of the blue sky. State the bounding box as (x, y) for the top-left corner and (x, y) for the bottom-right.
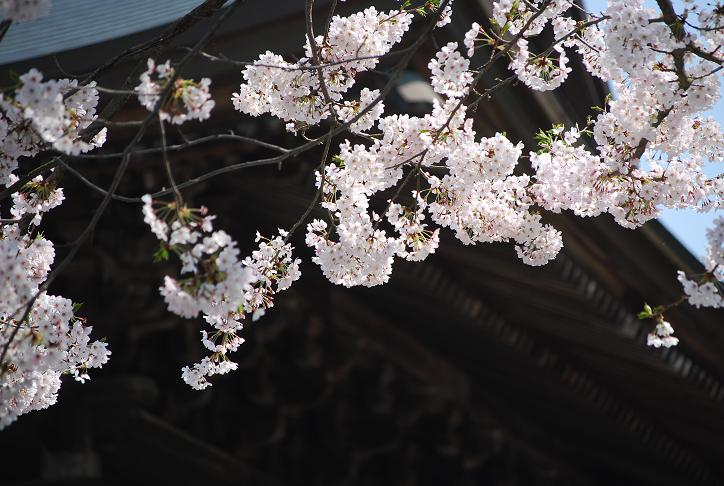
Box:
(583, 0), (723, 260)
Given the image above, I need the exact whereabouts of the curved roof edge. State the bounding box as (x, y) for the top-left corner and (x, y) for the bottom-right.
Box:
(0, 0), (210, 65)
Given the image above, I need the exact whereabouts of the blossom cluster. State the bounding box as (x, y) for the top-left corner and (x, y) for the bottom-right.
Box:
(435, 0), (454, 27)
(181, 227), (302, 389)
(228, 0), (719, 354)
(0, 177), (109, 430)
(678, 271), (723, 308)
(135, 59), (215, 125)
(647, 319), (679, 348)
(142, 197), (300, 389)
(302, 39), (563, 288)
(334, 87), (385, 134)
(231, 7), (412, 131)
(492, 0), (573, 38)
(0, 62), (110, 428)
(428, 42), (473, 98)
(705, 215), (724, 282)
(503, 0), (723, 347)
(676, 216), (723, 309)
(504, 0), (722, 232)
(484, 0), (575, 90)
(0, 69), (106, 184)
(551, 16), (613, 81)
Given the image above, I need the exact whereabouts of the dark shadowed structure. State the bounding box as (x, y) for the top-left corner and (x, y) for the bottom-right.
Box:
(1, 1), (723, 485)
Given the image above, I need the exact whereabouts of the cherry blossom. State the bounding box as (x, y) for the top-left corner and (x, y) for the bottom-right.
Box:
(464, 22), (482, 57)
(0, 65), (109, 428)
(142, 197), (300, 389)
(0, 223), (109, 430)
(675, 216), (723, 309)
(232, 7), (412, 130)
(0, 69), (106, 161)
(136, 59), (215, 125)
(334, 88), (385, 134)
(492, 0), (572, 38)
(510, 39), (571, 91)
(647, 319), (679, 348)
(428, 42), (473, 98)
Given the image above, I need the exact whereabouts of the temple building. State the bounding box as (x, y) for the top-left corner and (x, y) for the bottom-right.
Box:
(2, 1), (723, 485)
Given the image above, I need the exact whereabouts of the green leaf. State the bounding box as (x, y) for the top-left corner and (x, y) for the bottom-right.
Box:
(332, 154), (346, 168)
(153, 244), (170, 263)
(637, 303), (653, 320)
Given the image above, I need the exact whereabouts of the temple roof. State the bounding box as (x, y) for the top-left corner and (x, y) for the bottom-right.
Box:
(0, 0), (207, 64)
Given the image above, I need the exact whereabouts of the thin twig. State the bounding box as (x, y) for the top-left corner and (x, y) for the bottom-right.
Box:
(159, 112), (183, 206)
(193, 44), (419, 71)
(305, 0), (336, 120)
(73, 132), (289, 160)
(0, 20), (11, 44)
